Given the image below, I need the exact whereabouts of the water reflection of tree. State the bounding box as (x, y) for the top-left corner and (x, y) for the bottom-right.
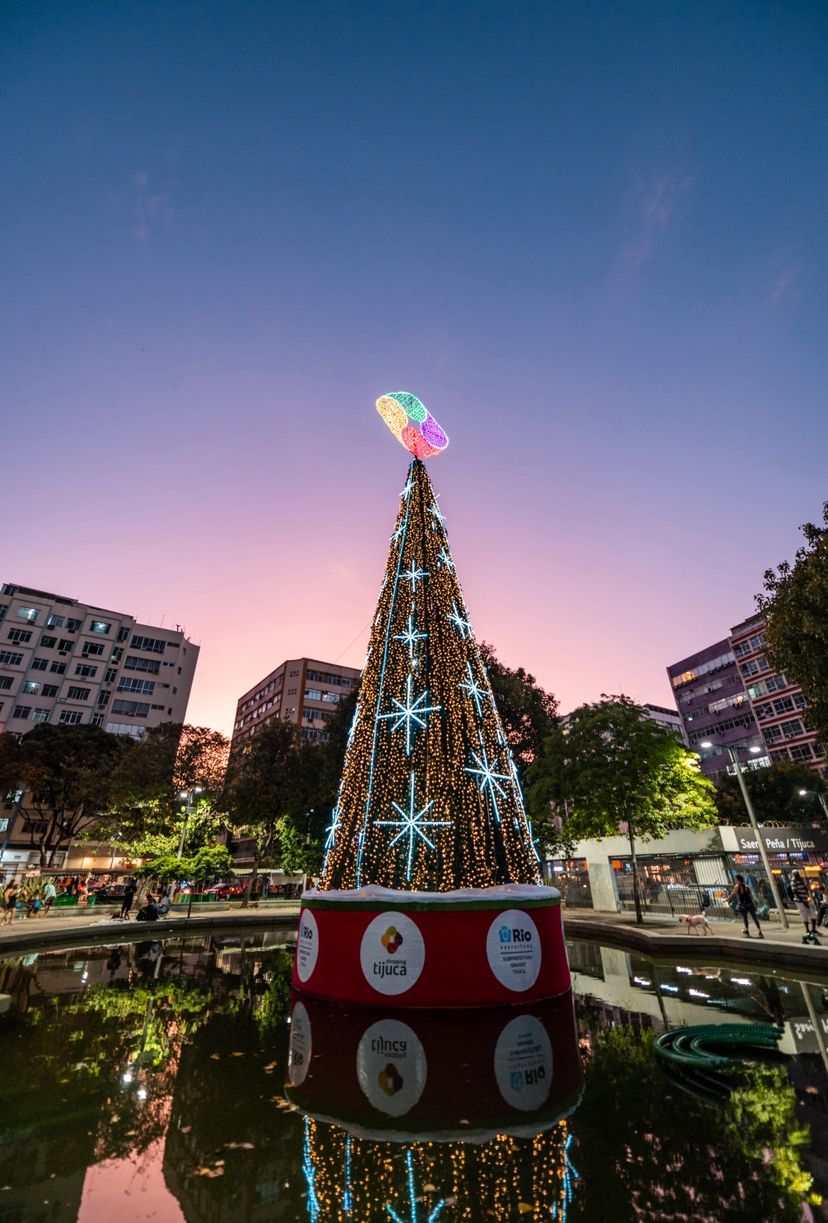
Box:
(569, 1026), (819, 1222)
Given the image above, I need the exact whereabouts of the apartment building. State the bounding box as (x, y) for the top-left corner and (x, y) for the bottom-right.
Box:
(731, 613), (825, 774)
(231, 656), (361, 753)
(0, 582), (199, 737)
(667, 639), (765, 779)
(643, 702), (686, 742)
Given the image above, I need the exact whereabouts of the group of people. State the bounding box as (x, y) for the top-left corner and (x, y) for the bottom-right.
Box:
(114, 879), (172, 922)
(730, 870), (825, 939)
(2, 878), (58, 923)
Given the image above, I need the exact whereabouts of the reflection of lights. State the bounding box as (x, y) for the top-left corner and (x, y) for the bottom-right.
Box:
(137, 1087), (147, 1101)
(633, 977), (652, 987)
(688, 989), (709, 998)
(660, 984), (679, 993)
(730, 978), (752, 986)
(676, 967), (692, 975)
(122, 1071), (134, 1084)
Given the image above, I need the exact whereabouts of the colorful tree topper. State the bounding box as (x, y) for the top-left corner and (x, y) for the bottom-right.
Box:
(376, 392), (449, 459)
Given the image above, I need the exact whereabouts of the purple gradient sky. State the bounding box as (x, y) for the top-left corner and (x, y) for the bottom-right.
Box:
(3, 1), (826, 734)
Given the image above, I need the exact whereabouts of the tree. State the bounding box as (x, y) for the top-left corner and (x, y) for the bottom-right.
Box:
(140, 845), (235, 915)
(0, 723), (131, 866)
(319, 458), (541, 892)
(478, 642), (558, 763)
(759, 502), (828, 750)
(528, 696), (717, 923)
(223, 718), (308, 904)
(103, 723), (230, 852)
(715, 761), (827, 825)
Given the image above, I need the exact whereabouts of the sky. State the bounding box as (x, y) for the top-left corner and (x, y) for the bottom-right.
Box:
(2, 1), (826, 735)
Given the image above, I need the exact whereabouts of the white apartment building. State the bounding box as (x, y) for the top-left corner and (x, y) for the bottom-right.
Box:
(0, 582), (199, 737)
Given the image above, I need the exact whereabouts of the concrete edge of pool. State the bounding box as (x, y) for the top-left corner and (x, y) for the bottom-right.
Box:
(0, 910), (827, 984)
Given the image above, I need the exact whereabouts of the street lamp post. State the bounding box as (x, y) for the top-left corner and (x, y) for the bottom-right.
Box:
(798, 788), (828, 820)
(177, 787), (203, 859)
(700, 739), (789, 929)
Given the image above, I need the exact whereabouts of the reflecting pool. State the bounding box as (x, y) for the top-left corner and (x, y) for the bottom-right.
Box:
(1, 932), (826, 1221)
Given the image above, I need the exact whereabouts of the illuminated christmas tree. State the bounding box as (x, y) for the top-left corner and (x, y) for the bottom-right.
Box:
(319, 394), (541, 893)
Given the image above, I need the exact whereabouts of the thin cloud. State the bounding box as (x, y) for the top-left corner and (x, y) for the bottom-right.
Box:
(767, 261), (801, 307)
(618, 172), (694, 270)
(132, 171), (174, 242)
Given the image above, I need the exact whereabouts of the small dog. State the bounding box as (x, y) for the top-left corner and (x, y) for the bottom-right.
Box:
(679, 913), (712, 935)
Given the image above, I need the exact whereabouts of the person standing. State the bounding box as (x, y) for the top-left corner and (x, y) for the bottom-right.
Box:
(729, 874), (764, 938)
(791, 871), (819, 939)
(120, 878), (137, 919)
(2, 881), (19, 925)
(42, 880), (57, 915)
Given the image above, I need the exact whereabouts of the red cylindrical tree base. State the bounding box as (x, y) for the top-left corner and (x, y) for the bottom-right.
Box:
(292, 885), (570, 1009)
(285, 989), (582, 1140)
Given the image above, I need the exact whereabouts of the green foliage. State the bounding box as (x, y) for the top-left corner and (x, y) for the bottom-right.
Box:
(223, 719), (307, 870)
(528, 696), (716, 920)
(0, 723), (132, 865)
(759, 502), (828, 750)
(570, 1025), (818, 1221)
(715, 761), (826, 825)
(478, 641), (558, 763)
(138, 845), (235, 884)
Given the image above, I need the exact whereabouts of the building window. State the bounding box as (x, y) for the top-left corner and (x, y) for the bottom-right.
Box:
(58, 639), (73, 651)
(67, 686), (90, 701)
(91, 713), (104, 726)
(30, 657), (48, 672)
(7, 628), (32, 644)
(40, 635), (57, 649)
(105, 668), (117, 683)
(322, 691), (342, 703)
(66, 618), (81, 632)
(118, 677), (156, 695)
(46, 613), (65, 628)
(74, 664), (98, 678)
(0, 651), (24, 666)
(763, 725), (784, 744)
(111, 699), (150, 718)
(131, 635), (166, 654)
(125, 655), (161, 674)
(16, 607), (39, 623)
(790, 744), (814, 761)
(111, 647), (123, 662)
(59, 710), (83, 725)
(82, 642), (105, 657)
(781, 719), (805, 740)
(305, 688), (322, 701)
(0, 677), (11, 690)
(21, 681), (40, 695)
(41, 684), (59, 698)
(105, 722), (145, 737)
(117, 626), (130, 642)
(90, 620), (111, 635)
(12, 705), (31, 719)
(32, 708), (50, 723)
(49, 661), (66, 674)
(97, 690), (111, 707)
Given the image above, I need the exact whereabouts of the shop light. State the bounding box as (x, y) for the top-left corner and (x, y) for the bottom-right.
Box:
(633, 976), (652, 987)
(676, 967), (692, 975)
(688, 988), (709, 998)
(660, 984), (679, 993)
(730, 977), (752, 986)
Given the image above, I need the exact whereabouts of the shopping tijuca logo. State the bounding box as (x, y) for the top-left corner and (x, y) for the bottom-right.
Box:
(381, 925), (404, 954)
(378, 1063), (404, 1096)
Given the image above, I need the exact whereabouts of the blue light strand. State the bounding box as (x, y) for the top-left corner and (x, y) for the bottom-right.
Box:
(394, 613), (428, 663)
(377, 672), (441, 755)
(301, 1119), (320, 1222)
(386, 1151), (447, 1223)
(447, 600), (472, 638)
(355, 461), (416, 886)
(458, 660), (491, 717)
(342, 1135), (352, 1215)
(465, 734), (511, 825)
(375, 772), (451, 880)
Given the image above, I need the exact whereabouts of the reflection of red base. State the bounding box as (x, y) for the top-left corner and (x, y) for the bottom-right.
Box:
(285, 990), (583, 1140)
(292, 887), (570, 1008)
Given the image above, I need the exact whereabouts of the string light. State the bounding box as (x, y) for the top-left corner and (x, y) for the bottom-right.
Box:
(320, 458), (541, 892)
(375, 772), (451, 880)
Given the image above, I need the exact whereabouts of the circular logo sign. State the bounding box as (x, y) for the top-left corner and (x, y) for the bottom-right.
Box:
(287, 999), (312, 1087)
(486, 909), (541, 992)
(359, 911), (425, 996)
(494, 1014), (553, 1111)
(296, 908), (319, 983)
(356, 1019), (427, 1116)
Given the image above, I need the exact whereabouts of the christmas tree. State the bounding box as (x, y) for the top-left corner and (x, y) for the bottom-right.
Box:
(319, 443), (542, 893)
